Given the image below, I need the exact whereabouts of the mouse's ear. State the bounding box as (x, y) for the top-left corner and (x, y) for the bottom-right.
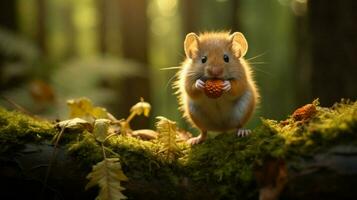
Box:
(230, 32), (248, 58)
(184, 33), (199, 59)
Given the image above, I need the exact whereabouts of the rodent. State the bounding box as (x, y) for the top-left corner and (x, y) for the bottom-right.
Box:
(174, 31), (259, 145)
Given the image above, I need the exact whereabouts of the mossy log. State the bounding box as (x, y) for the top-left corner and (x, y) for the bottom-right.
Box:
(0, 100), (357, 200)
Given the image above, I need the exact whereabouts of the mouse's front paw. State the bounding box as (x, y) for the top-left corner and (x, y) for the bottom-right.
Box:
(195, 79), (205, 90)
(223, 80), (231, 92)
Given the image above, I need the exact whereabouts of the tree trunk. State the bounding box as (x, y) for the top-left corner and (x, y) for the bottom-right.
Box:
(63, 2), (76, 58)
(36, 0), (47, 56)
(293, 4), (311, 105)
(181, 0), (199, 33)
(181, 0), (240, 33)
(117, 0), (151, 129)
(0, 0), (17, 91)
(308, 0), (357, 106)
(98, 0), (108, 54)
(0, 1), (17, 31)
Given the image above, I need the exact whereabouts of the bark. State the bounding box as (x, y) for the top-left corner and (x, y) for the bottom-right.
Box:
(280, 145), (357, 200)
(2, 139), (357, 200)
(257, 148), (357, 200)
(0, 144), (94, 200)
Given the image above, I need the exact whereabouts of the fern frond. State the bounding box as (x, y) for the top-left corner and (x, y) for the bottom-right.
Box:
(156, 116), (180, 162)
(86, 158), (128, 200)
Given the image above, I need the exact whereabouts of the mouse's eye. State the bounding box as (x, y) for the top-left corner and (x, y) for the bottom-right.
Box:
(223, 54), (229, 63)
(201, 56), (207, 64)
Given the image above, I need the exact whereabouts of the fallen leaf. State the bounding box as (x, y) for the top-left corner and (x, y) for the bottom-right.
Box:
(132, 129), (158, 140)
(86, 158), (128, 200)
(56, 118), (92, 131)
(67, 97), (109, 122)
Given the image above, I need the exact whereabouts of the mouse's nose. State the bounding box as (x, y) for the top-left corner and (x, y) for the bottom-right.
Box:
(208, 67), (223, 77)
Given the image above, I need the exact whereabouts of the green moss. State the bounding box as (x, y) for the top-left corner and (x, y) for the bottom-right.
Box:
(267, 100), (357, 156)
(67, 131), (103, 167)
(1, 100), (357, 199)
(67, 130), (188, 183)
(177, 100), (357, 199)
(182, 122), (285, 199)
(0, 107), (55, 153)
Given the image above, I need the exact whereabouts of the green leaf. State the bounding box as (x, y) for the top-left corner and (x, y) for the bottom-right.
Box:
(86, 158), (128, 200)
(93, 119), (112, 143)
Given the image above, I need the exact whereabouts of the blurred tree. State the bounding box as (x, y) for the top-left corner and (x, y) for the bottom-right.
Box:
(118, 0), (151, 128)
(291, 0), (311, 105)
(97, 0), (122, 55)
(98, 0), (108, 54)
(239, 0), (296, 122)
(0, 1), (17, 31)
(36, 0), (47, 55)
(181, 0), (199, 33)
(63, 1), (76, 58)
(100, 0), (123, 56)
(181, 0), (240, 33)
(0, 0), (17, 91)
(308, 0), (357, 105)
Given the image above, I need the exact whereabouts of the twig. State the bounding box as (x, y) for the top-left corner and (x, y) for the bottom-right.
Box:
(1, 95), (35, 117)
(40, 123), (67, 199)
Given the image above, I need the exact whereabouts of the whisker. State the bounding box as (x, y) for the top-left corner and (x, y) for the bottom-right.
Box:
(247, 61), (268, 65)
(159, 66), (181, 71)
(249, 65), (273, 76)
(165, 72), (179, 90)
(246, 52), (267, 61)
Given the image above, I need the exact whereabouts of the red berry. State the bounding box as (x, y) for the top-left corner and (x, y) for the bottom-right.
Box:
(204, 79), (224, 98)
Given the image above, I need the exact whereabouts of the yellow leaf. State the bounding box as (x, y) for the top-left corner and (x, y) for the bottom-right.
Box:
(130, 97), (151, 117)
(67, 97), (109, 122)
(56, 118), (92, 131)
(86, 158), (128, 200)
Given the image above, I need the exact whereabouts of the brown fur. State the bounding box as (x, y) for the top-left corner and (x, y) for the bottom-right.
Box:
(174, 31), (259, 137)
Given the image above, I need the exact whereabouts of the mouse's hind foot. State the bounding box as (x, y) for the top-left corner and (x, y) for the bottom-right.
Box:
(237, 128), (251, 137)
(187, 131), (207, 146)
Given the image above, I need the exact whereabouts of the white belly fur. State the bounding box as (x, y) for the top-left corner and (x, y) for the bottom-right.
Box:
(188, 89), (252, 131)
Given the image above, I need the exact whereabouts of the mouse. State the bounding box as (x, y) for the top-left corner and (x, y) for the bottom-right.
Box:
(174, 31), (259, 145)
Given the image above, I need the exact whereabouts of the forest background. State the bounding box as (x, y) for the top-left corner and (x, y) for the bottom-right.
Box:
(0, 0), (356, 133)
